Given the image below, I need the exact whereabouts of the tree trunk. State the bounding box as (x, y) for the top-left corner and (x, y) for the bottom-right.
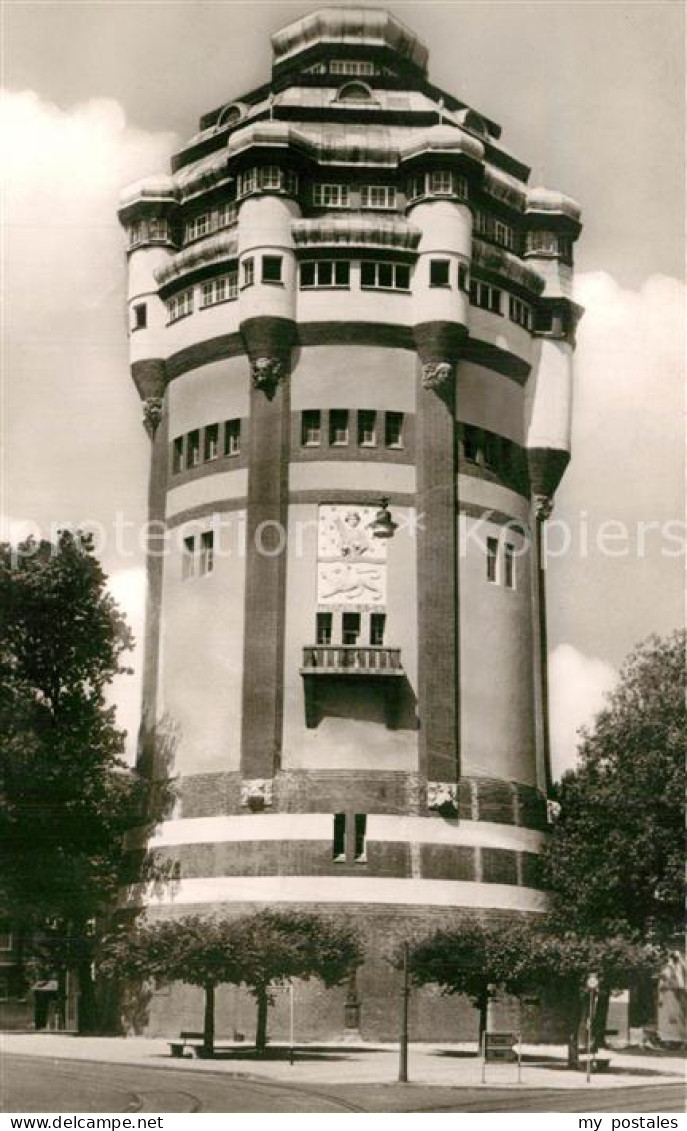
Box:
(592, 987), (610, 1049)
(477, 989), (489, 1052)
(77, 960), (99, 1034)
(203, 982), (215, 1056)
(566, 994), (584, 1070)
(255, 986), (269, 1055)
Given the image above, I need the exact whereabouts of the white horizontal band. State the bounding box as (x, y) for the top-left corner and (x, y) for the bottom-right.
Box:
(166, 469), (248, 519)
(125, 876), (548, 912)
(146, 813), (545, 853)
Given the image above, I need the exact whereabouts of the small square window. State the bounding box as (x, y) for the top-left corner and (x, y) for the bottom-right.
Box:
(200, 531), (214, 576)
(132, 303), (147, 330)
(385, 412), (404, 448)
(342, 612), (360, 645)
(486, 537), (498, 584)
(262, 255), (282, 284)
(430, 259), (450, 287)
(186, 430), (200, 469)
(358, 410), (377, 447)
(204, 424), (219, 461)
(242, 257), (255, 288)
(329, 409), (349, 446)
(224, 419), (241, 456)
(317, 612), (332, 645)
(302, 410), (321, 446)
(300, 262), (316, 288)
(370, 613), (386, 646)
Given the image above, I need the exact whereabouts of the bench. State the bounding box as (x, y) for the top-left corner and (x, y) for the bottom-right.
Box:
(578, 1052), (612, 1073)
(169, 1030), (245, 1058)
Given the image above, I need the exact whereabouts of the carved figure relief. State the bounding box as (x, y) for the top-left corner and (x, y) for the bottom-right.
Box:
(317, 504), (387, 608)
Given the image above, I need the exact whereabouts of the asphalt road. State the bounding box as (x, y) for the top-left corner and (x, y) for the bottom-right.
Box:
(2, 1056), (685, 1114)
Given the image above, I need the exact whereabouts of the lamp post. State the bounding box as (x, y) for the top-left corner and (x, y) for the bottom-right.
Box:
(585, 973), (599, 1084)
(399, 941), (410, 1083)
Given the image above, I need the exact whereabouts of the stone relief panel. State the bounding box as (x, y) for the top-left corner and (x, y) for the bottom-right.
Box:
(317, 504), (387, 609)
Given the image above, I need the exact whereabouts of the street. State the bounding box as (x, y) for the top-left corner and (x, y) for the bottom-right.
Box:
(3, 1056), (685, 1113)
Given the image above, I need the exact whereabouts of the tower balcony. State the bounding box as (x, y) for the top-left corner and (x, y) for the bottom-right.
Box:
(300, 645), (404, 728)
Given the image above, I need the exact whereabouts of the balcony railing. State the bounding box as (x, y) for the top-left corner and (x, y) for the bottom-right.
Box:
(300, 644), (403, 676)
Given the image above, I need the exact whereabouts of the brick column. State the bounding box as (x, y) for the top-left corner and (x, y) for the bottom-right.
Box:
(414, 322), (465, 812)
(239, 316), (295, 809)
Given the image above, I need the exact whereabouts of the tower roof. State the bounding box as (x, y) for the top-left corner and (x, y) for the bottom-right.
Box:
(271, 6), (429, 76)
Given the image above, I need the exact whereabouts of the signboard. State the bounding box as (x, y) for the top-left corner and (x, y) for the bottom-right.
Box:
(484, 1032), (518, 1064)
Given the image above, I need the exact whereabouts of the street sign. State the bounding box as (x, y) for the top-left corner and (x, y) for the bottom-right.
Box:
(484, 1031), (518, 1063)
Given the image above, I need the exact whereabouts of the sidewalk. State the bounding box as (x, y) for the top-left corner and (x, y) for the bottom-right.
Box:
(1, 1032), (685, 1091)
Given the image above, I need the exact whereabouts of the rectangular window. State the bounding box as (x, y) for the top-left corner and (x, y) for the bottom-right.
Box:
(342, 612), (361, 645)
(360, 261), (410, 290)
(172, 436), (184, 474)
(316, 612), (333, 645)
(186, 430), (200, 469)
(486, 536), (498, 584)
(385, 411), (404, 448)
(406, 174), (424, 202)
(260, 166), (282, 190)
(429, 170), (453, 195)
(201, 272), (238, 307)
(458, 263), (470, 292)
(237, 168), (258, 197)
(535, 308), (554, 333)
(224, 418), (241, 456)
(509, 295), (531, 329)
(216, 202), (237, 229)
(0, 931), (13, 952)
(330, 59), (375, 76)
(285, 170), (299, 196)
(301, 409), (321, 446)
(354, 814), (367, 862)
(167, 289), (193, 322)
(462, 426), (478, 462)
(182, 535), (195, 580)
(493, 219), (514, 250)
(312, 183), (349, 208)
(430, 259), (450, 287)
(262, 255), (283, 283)
(469, 279), (502, 315)
(129, 221), (142, 246)
(333, 813), (346, 860)
(360, 185), (397, 209)
(242, 257), (254, 288)
(483, 432), (499, 469)
(186, 213), (209, 242)
(329, 409), (349, 446)
(204, 423), (219, 461)
(132, 303), (147, 330)
(504, 543), (515, 589)
(358, 409), (377, 446)
(148, 217), (168, 242)
(526, 230), (558, 256)
(199, 531), (214, 576)
(370, 612), (386, 646)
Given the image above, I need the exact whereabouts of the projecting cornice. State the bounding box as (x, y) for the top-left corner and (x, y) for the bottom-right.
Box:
(292, 214), (420, 251)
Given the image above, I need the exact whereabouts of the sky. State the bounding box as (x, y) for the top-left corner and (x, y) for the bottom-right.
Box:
(2, 0), (684, 777)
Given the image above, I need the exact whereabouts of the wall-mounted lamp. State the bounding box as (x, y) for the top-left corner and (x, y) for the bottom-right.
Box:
(370, 497), (398, 540)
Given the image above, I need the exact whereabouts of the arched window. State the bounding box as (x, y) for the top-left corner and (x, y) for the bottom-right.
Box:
(335, 81), (375, 103)
(216, 103), (244, 129)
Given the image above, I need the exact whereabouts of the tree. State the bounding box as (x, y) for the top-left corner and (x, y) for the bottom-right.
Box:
(540, 631), (685, 1036)
(104, 910), (363, 1055)
(0, 532), (171, 1032)
(103, 917), (244, 1055)
(524, 931), (663, 1069)
(233, 909), (363, 1054)
(407, 917), (534, 1045)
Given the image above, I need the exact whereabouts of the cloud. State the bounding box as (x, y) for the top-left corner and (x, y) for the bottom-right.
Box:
(549, 643), (618, 780)
(549, 272), (685, 667)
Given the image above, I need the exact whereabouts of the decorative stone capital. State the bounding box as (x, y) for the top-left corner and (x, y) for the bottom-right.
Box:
(421, 361), (454, 394)
(427, 780), (459, 816)
(534, 493), (554, 521)
(251, 356), (284, 399)
(241, 779), (274, 811)
(142, 396), (164, 437)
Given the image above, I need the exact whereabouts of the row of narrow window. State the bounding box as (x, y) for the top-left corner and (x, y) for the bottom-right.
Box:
(316, 611), (386, 646)
(302, 409), (404, 449)
(172, 420), (241, 473)
(179, 532), (517, 587)
(163, 259), (533, 328)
